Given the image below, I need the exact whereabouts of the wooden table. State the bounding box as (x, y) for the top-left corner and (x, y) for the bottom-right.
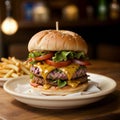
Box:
(0, 60), (120, 120)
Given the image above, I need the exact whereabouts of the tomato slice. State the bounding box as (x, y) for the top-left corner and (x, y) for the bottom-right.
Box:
(35, 52), (53, 61)
(27, 58), (33, 62)
(72, 59), (91, 66)
(30, 82), (39, 87)
(45, 60), (72, 68)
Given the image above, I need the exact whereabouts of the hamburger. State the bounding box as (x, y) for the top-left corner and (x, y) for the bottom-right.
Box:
(27, 30), (90, 95)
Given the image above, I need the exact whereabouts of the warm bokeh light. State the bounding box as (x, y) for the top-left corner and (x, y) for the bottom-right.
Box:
(32, 3), (50, 22)
(1, 17), (18, 35)
(62, 4), (79, 21)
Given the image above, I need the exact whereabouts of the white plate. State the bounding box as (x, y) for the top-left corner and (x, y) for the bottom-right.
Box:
(3, 73), (116, 109)
(0, 78), (12, 87)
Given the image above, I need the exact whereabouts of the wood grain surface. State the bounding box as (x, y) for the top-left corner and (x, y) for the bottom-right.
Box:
(0, 60), (120, 120)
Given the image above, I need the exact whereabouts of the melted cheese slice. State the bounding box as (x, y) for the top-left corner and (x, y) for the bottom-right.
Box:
(59, 63), (79, 80)
(68, 79), (81, 88)
(34, 63), (55, 80)
(35, 62), (79, 80)
(60, 64), (80, 88)
(34, 62), (80, 88)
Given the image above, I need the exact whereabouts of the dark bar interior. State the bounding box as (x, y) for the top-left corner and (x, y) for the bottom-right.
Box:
(0, 0), (120, 61)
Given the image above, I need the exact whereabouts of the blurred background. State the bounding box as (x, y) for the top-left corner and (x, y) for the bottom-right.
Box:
(0, 0), (120, 61)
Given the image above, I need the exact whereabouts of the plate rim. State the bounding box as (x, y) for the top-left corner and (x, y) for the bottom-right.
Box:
(0, 78), (13, 86)
(3, 73), (117, 100)
(0, 77), (13, 81)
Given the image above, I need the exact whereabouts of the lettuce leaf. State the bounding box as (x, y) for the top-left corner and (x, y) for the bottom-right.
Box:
(74, 51), (87, 59)
(52, 51), (73, 62)
(28, 51), (49, 58)
(52, 51), (87, 62)
(57, 79), (67, 88)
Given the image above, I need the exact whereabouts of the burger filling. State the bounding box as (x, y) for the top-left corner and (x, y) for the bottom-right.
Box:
(28, 51), (90, 89)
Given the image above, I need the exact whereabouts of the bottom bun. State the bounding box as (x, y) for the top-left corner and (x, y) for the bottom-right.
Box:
(32, 82), (89, 96)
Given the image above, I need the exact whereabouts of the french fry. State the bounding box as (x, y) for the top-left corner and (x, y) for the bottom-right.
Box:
(0, 69), (10, 73)
(3, 70), (14, 78)
(20, 65), (31, 75)
(1, 58), (12, 64)
(23, 61), (31, 69)
(11, 73), (19, 78)
(0, 57), (31, 78)
(0, 74), (5, 77)
(9, 57), (21, 66)
(5, 64), (19, 72)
